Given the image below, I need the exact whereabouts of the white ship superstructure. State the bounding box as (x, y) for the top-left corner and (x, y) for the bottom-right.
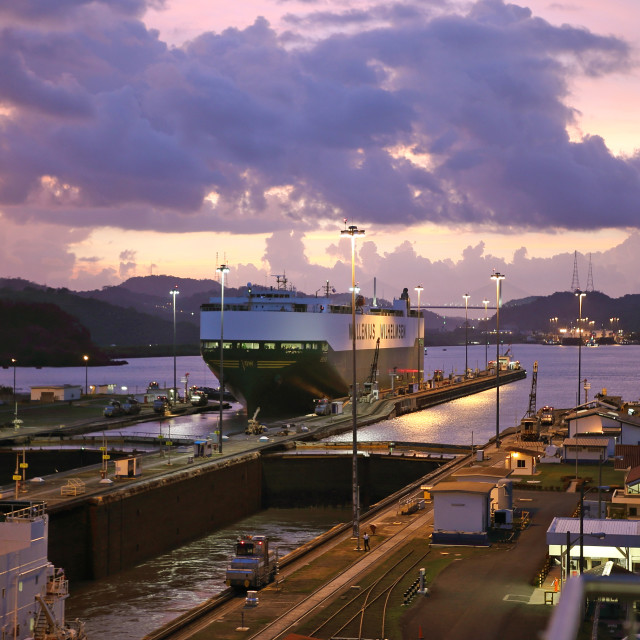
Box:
(0, 501), (85, 640)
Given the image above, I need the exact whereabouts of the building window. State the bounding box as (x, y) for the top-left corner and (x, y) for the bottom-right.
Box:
(517, 459), (526, 468)
(630, 507), (637, 516)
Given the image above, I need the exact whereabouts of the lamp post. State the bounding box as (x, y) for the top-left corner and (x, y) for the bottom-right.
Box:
(83, 355), (89, 395)
(483, 299), (489, 370)
(169, 287), (180, 406)
(562, 485), (605, 585)
(575, 291), (586, 406)
(463, 294), (470, 377)
(216, 264), (230, 455)
(11, 358), (17, 428)
(491, 272), (505, 447)
(341, 223), (365, 548)
(415, 285), (424, 386)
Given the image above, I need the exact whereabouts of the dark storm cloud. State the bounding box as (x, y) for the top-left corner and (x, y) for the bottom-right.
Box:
(0, 0), (637, 233)
(0, 0), (163, 22)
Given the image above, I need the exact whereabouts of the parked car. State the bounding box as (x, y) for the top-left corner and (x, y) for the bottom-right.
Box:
(103, 400), (124, 417)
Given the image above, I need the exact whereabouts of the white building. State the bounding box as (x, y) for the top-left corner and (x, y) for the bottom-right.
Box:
(30, 385), (82, 402)
(562, 437), (609, 464)
(430, 481), (494, 545)
(547, 517), (640, 576)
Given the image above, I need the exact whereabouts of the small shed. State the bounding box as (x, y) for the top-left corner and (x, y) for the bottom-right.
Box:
(193, 439), (216, 457)
(430, 481), (493, 545)
(562, 437), (609, 463)
(114, 456), (142, 479)
(504, 446), (540, 475)
(30, 385), (82, 402)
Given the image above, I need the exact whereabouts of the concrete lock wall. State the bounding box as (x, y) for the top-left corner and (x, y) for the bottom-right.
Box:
(47, 454), (263, 581)
(46, 453), (441, 581)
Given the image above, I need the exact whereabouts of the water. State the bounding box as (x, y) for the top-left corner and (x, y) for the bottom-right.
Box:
(65, 507), (350, 639)
(15, 345), (640, 639)
(2, 355), (216, 397)
(327, 343), (640, 446)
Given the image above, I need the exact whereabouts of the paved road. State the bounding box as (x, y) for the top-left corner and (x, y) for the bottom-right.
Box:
(402, 490), (579, 640)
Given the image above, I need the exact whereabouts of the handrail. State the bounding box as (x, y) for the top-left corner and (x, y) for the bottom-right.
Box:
(545, 574), (640, 640)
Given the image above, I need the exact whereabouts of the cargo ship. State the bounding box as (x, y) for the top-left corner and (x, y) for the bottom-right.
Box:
(200, 277), (423, 417)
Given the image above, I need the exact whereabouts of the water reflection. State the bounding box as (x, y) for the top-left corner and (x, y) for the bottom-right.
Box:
(66, 507), (350, 640)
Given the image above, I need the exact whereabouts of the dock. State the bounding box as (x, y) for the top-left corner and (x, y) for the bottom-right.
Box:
(0, 366), (526, 584)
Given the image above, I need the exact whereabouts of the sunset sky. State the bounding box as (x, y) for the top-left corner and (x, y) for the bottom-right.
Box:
(1, 0), (639, 306)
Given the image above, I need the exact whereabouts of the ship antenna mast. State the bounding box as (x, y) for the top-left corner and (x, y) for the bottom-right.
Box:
(571, 250), (581, 292)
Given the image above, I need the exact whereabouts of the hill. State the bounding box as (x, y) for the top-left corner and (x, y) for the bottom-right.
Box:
(0, 282), (199, 350)
(0, 299), (112, 366)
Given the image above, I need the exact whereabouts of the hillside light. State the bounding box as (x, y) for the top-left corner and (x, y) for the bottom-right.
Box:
(575, 291), (586, 406)
(341, 222), (365, 549)
(216, 264), (230, 455)
(491, 272), (505, 447)
(415, 285), (424, 385)
(463, 294), (470, 377)
(482, 299), (490, 370)
(170, 287), (180, 405)
(83, 355), (89, 396)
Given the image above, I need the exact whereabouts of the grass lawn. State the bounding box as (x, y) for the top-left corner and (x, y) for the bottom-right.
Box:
(0, 396), (135, 429)
(519, 462), (625, 490)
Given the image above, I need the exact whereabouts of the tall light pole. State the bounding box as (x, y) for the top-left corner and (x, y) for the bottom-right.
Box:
(83, 355), (89, 395)
(11, 358), (17, 428)
(341, 223), (365, 548)
(463, 294), (470, 377)
(576, 291), (586, 406)
(415, 285), (424, 386)
(217, 264), (230, 455)
(482, 299), (489, 370)
(170, 287), (180, 405)
(491, 272), (505, 447)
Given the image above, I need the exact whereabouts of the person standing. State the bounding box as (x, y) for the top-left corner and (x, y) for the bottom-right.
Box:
(363, 532), (370, 551)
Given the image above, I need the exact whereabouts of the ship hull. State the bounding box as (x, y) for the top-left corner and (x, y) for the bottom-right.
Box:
(200, 307), (421, 418)
(201, 342), (417, 417)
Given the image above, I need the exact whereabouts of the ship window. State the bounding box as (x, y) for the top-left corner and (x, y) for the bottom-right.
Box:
(241, 343), (260, 350)
(264, 343), (276, 350)
(223, 342), (233, 350)
(204, 341), (219, 349)
(282, 343), (302, 352)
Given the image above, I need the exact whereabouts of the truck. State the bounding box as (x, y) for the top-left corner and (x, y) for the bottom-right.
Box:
(225, 535), (277, 589)
(153, 396), (170, 413)
(314, 397), (331, 416)
(103, 400), (125, 417)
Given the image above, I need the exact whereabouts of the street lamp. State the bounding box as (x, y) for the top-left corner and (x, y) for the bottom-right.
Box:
(575, 291), (586, 406)
(341, 223), (365, 549)
(463, 294), (470, 377)
(170, 287), (180, 405)
(83, 355), (89, 395)
(415, 285), (424, 386)
(491, 272), (505, 447)
(11, 358), (17, 428)
(216, 264), (230, 455)
(482, 299), (489, 370)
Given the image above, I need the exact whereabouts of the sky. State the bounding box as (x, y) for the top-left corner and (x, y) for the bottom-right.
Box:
(0, 0), (639, 307)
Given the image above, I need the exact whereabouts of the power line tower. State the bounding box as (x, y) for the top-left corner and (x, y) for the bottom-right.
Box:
(586, 253), (594, 292)
(571, 250), (581, 292)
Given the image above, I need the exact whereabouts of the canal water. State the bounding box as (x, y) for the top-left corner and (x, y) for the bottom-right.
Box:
(9, 344), (640, 639)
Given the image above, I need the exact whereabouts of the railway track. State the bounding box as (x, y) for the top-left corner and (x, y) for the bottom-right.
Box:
(143, 452), (468, 640)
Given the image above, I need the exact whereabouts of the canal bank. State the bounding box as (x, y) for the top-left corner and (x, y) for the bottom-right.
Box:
(0, 367), (524, 583)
